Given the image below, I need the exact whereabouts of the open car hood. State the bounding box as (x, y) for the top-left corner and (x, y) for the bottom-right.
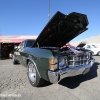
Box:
(33, 11), (89, 48)
(76, 42), (87, 48)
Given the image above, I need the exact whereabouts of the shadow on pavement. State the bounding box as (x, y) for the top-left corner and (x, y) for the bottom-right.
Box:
(38, 80), (52, 87)
(59, 62), (99, 89)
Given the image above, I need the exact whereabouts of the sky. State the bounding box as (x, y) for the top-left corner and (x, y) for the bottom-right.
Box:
(0, 0), (100, 42)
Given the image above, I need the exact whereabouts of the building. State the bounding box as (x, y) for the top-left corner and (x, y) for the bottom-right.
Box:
(0, 36), (37, 59)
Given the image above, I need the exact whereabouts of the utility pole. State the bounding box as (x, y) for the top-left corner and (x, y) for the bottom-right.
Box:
(48, 0), (50, 20)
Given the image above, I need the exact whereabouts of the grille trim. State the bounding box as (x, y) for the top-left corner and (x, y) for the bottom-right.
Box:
(68, 54), (89, 67)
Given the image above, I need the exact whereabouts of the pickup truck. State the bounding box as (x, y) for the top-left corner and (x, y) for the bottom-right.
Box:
(12, 11), (95, 87)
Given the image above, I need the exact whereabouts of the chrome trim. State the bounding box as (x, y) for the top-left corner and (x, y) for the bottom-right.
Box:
(48, 58), (95, 83)
(68, 54), (89, 67)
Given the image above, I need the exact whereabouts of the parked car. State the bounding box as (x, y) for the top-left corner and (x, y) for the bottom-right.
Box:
(12, 11), (95, 87)
(84, 44), (100, 56)
(76, 42), (94, 57)
(77, 42), (100, 56)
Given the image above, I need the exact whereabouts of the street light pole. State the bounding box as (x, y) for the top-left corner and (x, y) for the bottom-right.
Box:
(48, 0), (50, 20)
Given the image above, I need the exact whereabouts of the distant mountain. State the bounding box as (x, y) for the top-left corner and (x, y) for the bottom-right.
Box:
(70, 34), (100, 46)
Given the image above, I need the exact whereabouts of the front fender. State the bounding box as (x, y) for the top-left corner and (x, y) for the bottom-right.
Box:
(25, 48), (54, 81)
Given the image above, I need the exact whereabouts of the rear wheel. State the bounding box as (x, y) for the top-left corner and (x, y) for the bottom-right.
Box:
(12, 55), (18, 64)
(27, 61), (44, 87)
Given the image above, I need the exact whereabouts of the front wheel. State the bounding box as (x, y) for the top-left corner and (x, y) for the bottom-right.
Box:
(27, 61), (44, 87)
(97, 51), (100, 56)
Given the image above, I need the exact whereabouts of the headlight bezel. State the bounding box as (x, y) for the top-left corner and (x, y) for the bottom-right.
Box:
(49, 56), (68, 71)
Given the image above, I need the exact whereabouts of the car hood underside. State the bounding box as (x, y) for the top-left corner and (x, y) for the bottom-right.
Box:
(33, 11), (89, 48)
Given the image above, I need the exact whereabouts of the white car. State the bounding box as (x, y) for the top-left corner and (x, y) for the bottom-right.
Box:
(76, 42), (100, 56)
(84, 44), (100, 56)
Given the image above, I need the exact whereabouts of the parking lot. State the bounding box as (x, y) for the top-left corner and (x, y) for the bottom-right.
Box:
(0, 56), (100, 100)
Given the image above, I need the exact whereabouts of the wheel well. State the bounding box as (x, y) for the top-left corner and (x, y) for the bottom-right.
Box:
(97, 51), (100, 55)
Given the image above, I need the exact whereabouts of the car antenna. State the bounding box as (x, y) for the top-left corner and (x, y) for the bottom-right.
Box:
(48, 0), (50, 20)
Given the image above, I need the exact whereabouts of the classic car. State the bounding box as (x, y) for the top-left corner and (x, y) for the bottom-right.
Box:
(77, 42), (100, 56)
(12, 11), (95, 87)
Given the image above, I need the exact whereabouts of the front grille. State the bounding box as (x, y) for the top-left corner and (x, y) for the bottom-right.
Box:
(68, 55), (89, 67)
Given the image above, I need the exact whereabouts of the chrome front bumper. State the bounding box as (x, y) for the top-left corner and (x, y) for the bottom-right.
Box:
(48, 58), (95, 83)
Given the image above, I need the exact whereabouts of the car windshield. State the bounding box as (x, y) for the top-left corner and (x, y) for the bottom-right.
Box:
(26, 40), (35, 47)
(92, 45), (97, 48)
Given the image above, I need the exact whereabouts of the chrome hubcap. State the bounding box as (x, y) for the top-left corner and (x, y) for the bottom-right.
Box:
(28, 62), (36, 83)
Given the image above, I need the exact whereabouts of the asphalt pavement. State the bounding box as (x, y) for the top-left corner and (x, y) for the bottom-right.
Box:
(0, 56), (100, 100)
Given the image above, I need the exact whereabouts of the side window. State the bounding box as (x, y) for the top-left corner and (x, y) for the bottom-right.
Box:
(92, 45), (97, 48)
(19, 41), (25, 49)
(86, 45), (91, 49)
(26, 40), (35, 47)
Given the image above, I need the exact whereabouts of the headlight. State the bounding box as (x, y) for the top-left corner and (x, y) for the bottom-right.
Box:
(59, 56), (67, 69)
(49, 58), (58, 71)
